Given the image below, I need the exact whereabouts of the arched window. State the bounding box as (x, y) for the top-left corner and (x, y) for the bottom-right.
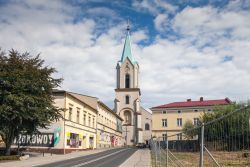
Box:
(125, 95), (129, 104)
(145, 123), (150, 130)
(125, 74), (130, 88)
(124, 110), (131, 124)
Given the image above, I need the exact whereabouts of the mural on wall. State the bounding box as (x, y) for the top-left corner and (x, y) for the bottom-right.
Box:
(13, 133), (54, 147)
(53, 127), (61, 146)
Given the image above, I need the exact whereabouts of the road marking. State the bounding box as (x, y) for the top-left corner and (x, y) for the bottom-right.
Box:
(71, 148), (129, 167)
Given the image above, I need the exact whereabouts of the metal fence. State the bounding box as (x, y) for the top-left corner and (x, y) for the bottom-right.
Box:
(150, 105), (250, 167)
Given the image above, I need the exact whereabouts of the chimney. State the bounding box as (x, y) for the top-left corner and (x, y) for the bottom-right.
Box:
(187, 99), (191, 102)
(200, 97), (204, 101)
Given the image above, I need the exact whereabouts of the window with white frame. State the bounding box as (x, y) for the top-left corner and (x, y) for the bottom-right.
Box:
(68, 107), (72, 121)
(88, 116), (91, 127)
(162, 134), (167, 141)
(194, 118), (200, 126)
(162, 119), (167, 127)
(83, 113), (86, 125)
(177, 133), (182, 140)
(177, 118), (182, 127)
(76, 110), (80, 123)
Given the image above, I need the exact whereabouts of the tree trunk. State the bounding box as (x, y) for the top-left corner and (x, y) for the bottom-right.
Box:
(5, 141), (11, 156)
(4, 126), (15, 156)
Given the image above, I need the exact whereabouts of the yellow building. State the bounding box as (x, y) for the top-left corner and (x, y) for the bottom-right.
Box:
(50, 90), (98, 153)
(151, 97), (231, 140)
(20, 90), (123, 154)
(97, 101), (123, 148)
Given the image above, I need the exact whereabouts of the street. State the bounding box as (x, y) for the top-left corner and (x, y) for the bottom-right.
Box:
(37, 148), (137, 167)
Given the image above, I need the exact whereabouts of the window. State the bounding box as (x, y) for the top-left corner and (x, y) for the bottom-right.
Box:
(208, 109), (212, 111)
(76, 110), (80, 123)
(67, 133), (80, 148)
(93, 118), (95, 127)
(125, 74), (130, 88)
(194, 109), (198, 112)
(178, 110), (181, 113)
(177, 118), (182, 127)
(125, 95), (129, 104)
(83, 114), (86, 125)
(162, 110), (167, 114)
(68, 107), (72, 121)
(124, 110), (131, 124)
(89, 116), (91, 127)
(177, 134), (182, 140)
(194, 118), (199, 126)
(162, 119), (167, 127)
(162, 134), (167, 141)
(145, 123), (150, 130)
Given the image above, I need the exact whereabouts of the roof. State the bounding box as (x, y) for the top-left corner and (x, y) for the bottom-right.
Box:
(151, 97), (232, 109)
(119, 29), (137, 65)
(53, 89), (123, 120)
(68, 92), (98, 110)
(98, 101), (123, 121)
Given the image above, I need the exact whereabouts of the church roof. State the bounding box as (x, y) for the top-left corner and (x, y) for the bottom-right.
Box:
(120, 28), (137, 65)
(151, 97), (232, 109)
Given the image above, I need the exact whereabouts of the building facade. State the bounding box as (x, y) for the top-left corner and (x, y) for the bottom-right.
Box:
(96, 101), (123, 148)
(16, 90), (123, 154)
(151, 97), (231, 140)
(114, 26), (152, 146)
(141, 107), (152, 145)
(50, 90), (98, 153)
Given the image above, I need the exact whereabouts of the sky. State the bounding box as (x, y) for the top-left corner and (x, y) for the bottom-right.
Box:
(0, 0), (250, 109)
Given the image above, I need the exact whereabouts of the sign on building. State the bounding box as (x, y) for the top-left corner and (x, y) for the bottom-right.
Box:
(13, 133), (54, 147)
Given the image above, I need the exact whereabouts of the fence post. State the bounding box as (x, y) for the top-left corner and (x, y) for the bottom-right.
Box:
(166, 135), (168, 167)
(159, 139), (161, 167)
(199, 123), (204, 167)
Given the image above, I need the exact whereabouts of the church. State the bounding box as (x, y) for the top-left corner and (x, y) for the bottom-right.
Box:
(114, 25), (152, 146)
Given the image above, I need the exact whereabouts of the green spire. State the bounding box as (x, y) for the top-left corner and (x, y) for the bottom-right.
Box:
(120, 24), (136, 64)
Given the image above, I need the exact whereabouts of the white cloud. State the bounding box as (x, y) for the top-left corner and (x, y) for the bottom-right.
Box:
(132, 0), (178, 15)
(154, 13), (169, 32)
(0, 0), (250, 109)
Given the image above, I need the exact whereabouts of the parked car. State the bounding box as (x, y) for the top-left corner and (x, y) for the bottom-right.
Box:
(136, 143), (146, 148)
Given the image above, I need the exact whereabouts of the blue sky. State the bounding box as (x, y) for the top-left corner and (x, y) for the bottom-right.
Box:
(0, 0), (250, 109)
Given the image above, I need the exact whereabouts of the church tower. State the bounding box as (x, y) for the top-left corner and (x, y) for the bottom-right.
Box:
(114, 25), (142, 146)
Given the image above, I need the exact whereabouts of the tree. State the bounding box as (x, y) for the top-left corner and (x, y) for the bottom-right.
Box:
(201, 104), (250, 151)
(0, 49), (63, 155)
(182, 119), (199, 140)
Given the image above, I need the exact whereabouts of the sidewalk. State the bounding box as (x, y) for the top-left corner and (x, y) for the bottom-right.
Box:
(119, 149), (151, 167)
(0, 148), (115, 167)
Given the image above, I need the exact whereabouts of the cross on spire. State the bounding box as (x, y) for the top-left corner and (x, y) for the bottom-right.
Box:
(126, 19), (130, 31)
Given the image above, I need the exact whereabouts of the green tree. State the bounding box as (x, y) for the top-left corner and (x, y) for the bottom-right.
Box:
(202, 104), (250, 151)
(182, 119), (198, 140)
(0, 49), (63, 155)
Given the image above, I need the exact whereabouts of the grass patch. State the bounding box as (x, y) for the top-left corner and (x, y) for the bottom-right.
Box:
(151, 150), (250, 167)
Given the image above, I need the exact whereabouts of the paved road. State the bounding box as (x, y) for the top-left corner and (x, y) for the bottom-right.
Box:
(37, 148), (137, 167)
